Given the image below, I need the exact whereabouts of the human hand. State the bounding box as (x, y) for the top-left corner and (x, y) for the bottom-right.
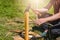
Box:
(35, 18), (48, 26)
(38, 8), (48, 13)
(32, 8), (48, 15)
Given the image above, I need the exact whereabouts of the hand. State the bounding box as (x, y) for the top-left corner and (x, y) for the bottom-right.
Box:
(35, 18), (48, 26)
(31, 8), (48, 15)
(31, 8), (40, 15)
(39, 8), (48, 13)
(35, 8), (48, 12)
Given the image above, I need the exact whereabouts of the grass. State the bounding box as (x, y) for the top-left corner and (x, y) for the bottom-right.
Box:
(0, 17), (24, 40)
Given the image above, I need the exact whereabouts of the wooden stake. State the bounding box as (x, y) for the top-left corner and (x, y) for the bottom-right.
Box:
(24, 10), (29, 40)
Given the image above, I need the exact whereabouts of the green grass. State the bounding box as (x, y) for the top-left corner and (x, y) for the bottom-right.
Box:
(0, 17), (24, 40)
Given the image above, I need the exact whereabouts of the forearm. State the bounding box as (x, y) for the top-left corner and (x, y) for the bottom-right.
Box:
(44, 0), (54, 10)
(46, 13), (60, 22)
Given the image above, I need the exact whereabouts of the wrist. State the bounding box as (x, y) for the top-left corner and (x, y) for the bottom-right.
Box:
(46, 18), (51, 22)
(45, 18), (49, 22)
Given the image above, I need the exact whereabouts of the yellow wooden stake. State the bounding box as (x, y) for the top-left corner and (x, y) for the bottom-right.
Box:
(24, 10), (29, 40)
(24, 4), (30, 40)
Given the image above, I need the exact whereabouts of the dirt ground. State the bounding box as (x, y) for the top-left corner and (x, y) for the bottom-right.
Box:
(56, 37), (60, 40)
(13, 35), (24, 40)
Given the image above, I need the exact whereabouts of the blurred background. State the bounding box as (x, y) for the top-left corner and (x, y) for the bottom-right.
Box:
(0, 0), (54, 40)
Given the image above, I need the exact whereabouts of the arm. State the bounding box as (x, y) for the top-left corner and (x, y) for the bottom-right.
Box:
(44, 0), (54, 10)
(31, 0), (54, 14)
(35, 12), (60, 25)
(42, 12), (60, 22)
